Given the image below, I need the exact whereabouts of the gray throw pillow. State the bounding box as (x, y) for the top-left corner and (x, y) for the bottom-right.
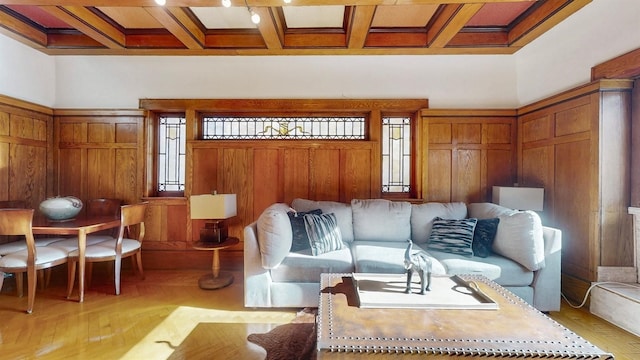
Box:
(288, 209), (322, 252)
(472, 218), (500, 258)
(304, 213), (345, 256)
(426, 217), (478, 257)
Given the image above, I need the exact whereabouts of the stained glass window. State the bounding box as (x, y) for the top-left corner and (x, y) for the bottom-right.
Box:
(202, 116), (365, 140)
(382, 116), (411, 193)
(158, 115), (186, 193)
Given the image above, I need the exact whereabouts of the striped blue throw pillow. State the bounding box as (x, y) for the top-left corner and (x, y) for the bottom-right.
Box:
(426, 217), (478, 257)
(304, 212), (345, 256)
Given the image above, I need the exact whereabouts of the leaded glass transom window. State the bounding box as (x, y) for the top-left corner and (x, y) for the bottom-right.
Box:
(158, 115), (186, 193)
(202, 116), (365, 140)
(382, 116), (411, 193)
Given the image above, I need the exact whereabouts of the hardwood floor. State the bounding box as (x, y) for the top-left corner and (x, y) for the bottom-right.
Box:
(0, 266), (638, 359)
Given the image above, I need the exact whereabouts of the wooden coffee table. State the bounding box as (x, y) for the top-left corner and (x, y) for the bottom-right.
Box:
(317, 273), (613, 359)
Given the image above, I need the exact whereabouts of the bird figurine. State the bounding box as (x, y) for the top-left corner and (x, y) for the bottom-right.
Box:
(404, 239), (432, 295)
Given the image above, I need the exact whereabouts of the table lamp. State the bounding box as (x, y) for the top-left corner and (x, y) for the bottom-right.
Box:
(190, 193), (237, 243)
(492, 186), (544, 211)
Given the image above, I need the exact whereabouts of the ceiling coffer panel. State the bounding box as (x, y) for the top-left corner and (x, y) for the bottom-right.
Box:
(0, 0), (591, 55)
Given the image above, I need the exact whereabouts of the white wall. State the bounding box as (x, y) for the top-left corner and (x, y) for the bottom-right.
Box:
(0, 0), (638, 109)
(516, 0), (640, 105)
(53, 54), (516, 109)
(0, 35), (55, 107)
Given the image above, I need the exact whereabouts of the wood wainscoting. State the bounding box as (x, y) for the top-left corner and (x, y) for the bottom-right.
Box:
(518, 79), (634, 303)
(0, 95), (53, 212)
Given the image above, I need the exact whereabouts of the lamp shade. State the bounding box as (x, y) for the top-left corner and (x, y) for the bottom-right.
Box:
(492, 186), (544, 211)
(190, 194), (237, 219)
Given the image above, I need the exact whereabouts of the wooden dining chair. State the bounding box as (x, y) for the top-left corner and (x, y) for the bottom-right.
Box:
(66, 202), (148, 297)
(0, 209), (69, 313)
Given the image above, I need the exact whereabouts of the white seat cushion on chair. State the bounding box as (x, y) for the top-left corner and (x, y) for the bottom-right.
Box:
(46, 237), (110, 252)
(0, 247), (68, 268)
(0, 237), (67, 256)
(68, 239), (141, 258)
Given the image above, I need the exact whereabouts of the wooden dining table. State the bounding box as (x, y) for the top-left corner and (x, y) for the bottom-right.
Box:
(31, 215), (121, 302)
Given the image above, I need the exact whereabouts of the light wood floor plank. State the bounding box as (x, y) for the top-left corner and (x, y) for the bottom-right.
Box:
(0, 267), (638, 359)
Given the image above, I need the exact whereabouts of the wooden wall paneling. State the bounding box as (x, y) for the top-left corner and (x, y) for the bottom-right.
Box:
(58, 149), (84, 198)
(486, 149), (514, 195)
(114, 148), (139, 204)
(422, 111), (517, 203)
(341, 147), (373, 201)
(191, 147), (219, 194)
(190, 146), (219, 243)
(0, 97), (53, 208)
(10, 144), (47, 207)
(0, 141), (7, 200)
(427, 149), (452, 202)
(87, 148), (116, 200)
(517, 80), (634, 303)
(220, 148), (251, 241)
(283, 148), (310, 205)
(454, 149), (481, 203)
(555, 139), (593, 281)
(598, 91), (632, 267)
(143, 199), (166, 246)
(254, 148), (282, 217)
(309, 148), (341, 201)
(632, 79), (640, 206)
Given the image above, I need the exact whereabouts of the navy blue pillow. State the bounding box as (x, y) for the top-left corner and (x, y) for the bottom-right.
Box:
(472, 218), (500, 258)
(288, 209), (322, 252)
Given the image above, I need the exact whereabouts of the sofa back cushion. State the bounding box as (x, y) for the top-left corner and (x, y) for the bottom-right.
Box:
(257, 203), (292, 269)
(492, 210), (546, 271)
(292, 198), (354, 242)
(410, 202), (467, 244)
(468, 202), (516, 219)
(351, 199), (411, 242)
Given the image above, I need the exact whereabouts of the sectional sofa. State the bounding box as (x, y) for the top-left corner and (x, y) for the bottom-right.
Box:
(244, 198), (562, 312)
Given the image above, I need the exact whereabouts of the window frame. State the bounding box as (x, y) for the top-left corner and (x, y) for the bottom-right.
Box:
(152, 112), (187, 198)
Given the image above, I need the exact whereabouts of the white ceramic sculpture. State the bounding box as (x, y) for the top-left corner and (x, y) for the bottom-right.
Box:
(39, 196), (83, 221)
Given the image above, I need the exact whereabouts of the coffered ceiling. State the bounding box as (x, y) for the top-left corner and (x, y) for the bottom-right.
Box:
(0, 0), (591, 55)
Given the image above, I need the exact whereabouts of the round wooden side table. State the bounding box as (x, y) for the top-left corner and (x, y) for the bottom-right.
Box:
(192, 237), (239, 290)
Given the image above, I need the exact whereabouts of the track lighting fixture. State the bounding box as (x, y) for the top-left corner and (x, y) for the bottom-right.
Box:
(249, 8), (260, 24)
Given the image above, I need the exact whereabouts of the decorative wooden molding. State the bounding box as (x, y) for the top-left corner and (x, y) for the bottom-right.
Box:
(53, 109), (145, 116)
(0, 94), (53, 115)
(517, 79), (634, 116)
(139, 98), (429, 112)
(592, 47), (640, 81)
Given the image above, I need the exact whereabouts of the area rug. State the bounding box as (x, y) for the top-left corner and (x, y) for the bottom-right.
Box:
(247, 308), (317, 360)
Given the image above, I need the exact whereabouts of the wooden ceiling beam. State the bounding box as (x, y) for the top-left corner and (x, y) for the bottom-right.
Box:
(0, 1), (542, 6)
(347, 5), (376, 49)
(0, 9), (47, 47)
(509, 0), (592, 47)
(144, 6), (204, 49)
(254, 7), (282, 49)
(39, 5), (124, 48)
(429, 3), (483, 48)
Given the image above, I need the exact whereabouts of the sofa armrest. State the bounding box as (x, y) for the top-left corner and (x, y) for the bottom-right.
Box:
(531, 226), (562, 312)
(244, 221), (273, 307)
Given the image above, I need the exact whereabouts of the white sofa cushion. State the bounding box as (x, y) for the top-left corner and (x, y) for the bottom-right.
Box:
(411, 202), (467, 244)
(270, 247), (354, 283)
(351, 199), (411, 242)
(256, 203), (292, 269)
(427, 250), (534, 286)
(292, 198), (354, 242)
(493, 210), (546, 271)
(352, 240), (447, 275)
